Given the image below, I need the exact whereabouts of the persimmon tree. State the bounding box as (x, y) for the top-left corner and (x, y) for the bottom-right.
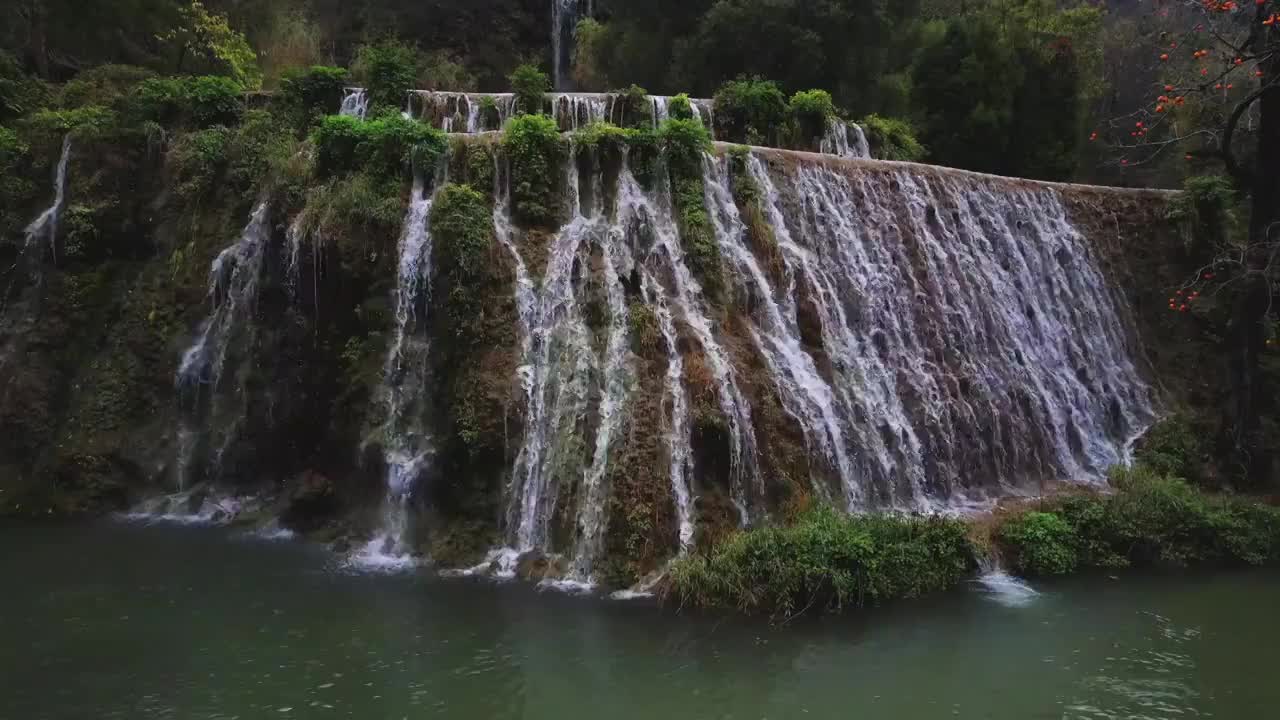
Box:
(1097, 0), (1278, 483)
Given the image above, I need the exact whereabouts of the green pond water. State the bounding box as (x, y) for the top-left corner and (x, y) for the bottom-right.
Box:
(2, 521), (1278, 719)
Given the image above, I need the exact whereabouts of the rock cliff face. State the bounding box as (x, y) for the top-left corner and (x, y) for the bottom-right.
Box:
(0, 117), (1184, 589)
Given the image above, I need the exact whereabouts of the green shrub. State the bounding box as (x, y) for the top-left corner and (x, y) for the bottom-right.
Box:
(788, 89), (835, 142)
(509, 64), (550, 116)
(658, 117), (712, 174)
(860, 114), (926, 162)
(431, 183), (494, 342)
(503, 113), (562, 227)
(352, 40), (417, 112)
(184, 75), (243, 126)
(278, 66), (349, 132)
(669, 93), (695, 122)
(58, 65), (155, 109)
(669, 506), (975, 616)
(1166, 175), (1237, 250)
(131, 75), (242, 128)
(617, 84), (650, 128)
(312, 112), (446, 180)
(671, 174), (721, 300)
(1134, 415), (1204, 482)
(24, 105), (119, 144)
(171, 126), (231, 200)
(999, 511), (1078, 575)
(0, 50), (50, 123)
(0, 126), (35, 231)
(713, 76), (787, 145)
(999, 465), (1280, 576)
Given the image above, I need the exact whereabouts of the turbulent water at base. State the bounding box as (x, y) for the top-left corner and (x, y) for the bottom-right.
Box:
(23, 135), (72, 261)
(355, 172), (444, 569)
(174, 200), (271, 494)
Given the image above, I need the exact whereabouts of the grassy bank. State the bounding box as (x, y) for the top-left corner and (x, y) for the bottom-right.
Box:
(668, 466), (1280, 617)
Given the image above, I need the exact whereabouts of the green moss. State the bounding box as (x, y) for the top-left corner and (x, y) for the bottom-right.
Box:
(465, 143), (495, 195)
(727, 148), (782, 285)
(670, 506), (976, 616)
(669, 171), (723, 303)
(503, 114), (563, 228)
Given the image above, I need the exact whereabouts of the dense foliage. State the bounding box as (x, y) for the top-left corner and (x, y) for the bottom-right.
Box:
(502, 113), (561, 227)
(1001, 466), (1280, 575)
(311, 112), (446, 180)
(669, 506), (976, 616)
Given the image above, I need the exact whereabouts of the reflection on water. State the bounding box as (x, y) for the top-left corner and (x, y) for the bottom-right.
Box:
(1, 522), (1276, 720)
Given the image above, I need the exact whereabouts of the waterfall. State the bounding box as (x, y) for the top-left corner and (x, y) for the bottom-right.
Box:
(551, 93), (609, 131)
(24, 135), (72, 262)
(703, 155), (856, 507)
(563, 211), (636, 585)
(641, 274), (696, 550)
(354, 169), (445, 569)
(175, 200), (272, 492)
(495, 149), (601, 573)
(819, 118), (870, 159)
(339, 88), (368, 119)
(727, 150), (1153, 506)
(617, 165), (761, 526)
(552, 0), (587, 91)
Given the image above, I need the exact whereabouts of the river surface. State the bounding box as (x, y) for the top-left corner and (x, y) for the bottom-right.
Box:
(2, 521), (1277, 719)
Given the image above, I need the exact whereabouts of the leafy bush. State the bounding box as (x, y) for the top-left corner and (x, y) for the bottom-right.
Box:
(0, 50), (51, 123)
(999, 465), (1280, 576)
(860, 114), (926, 162)
(713, 76), (787, 145)
(671, 174), (721, 301)
(278, 66), (349, 132)
(999, 511), (1078, 575)
(431, 183), (494, 343)
(24, 106), (119, 144)
(312, 112), (446, 180)
(617, 84), (650, 129)
(658, 117), (712, 173)
(669, 506), (975, 616)
(0, 126), (35, 231)
(1166, 175), (1237, 251)
(669, 93), (695, 122)
(131, 75), (242, 128)
(352, 40), (417, 112)
(788, 89), (836, 141)
(509, 64), (550, 115)
(503, 113), (562, 226)
(58, 65), (155, 109)
(1134, 415), (1204, 483)
(171, 126), (231, 200)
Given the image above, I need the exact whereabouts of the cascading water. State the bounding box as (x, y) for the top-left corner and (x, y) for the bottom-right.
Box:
(732, 149), (1154, 507)
(134, 200), (272, 521)
(552, 0), (590, 91)
(23, 135), (72, 262)
(703, 154), (856, 507)
(818, 118), (871, 159)
(354, 169), (445, 569)
(641, 274), (696, 551)
(339, 88), (368, 119)
(616, 164), (762, 526)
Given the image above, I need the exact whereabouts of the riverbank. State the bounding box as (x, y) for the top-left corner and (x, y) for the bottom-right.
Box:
(668, 464), (1280, 616)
